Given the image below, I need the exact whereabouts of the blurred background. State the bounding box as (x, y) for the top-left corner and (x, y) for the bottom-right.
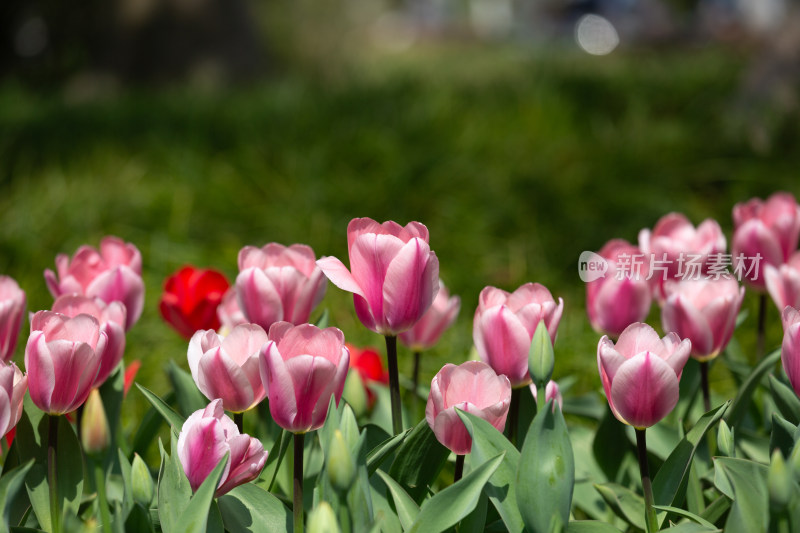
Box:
(1, 0), (799, 429)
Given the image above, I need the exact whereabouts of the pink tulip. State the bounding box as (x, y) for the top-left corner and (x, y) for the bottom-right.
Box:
(51, 295), (127, 388)
(426, 361), (511, 455)
(586, 240), (652, 337)
(399, 279), (460, 351)
(188, 324), (268, 413)
(44, 236), (144, 330)
(177, 399), (268, 497)
(0, 276), (26, 363)
(765, 252), (800, 312)
(782, 306), (800, 395)
(25, 311), (106, 415)
(597, 323), (690, 428)
(259, 322), (350, 433)
(317, 218), (440, 336)
(638, 213), (726, 285)
(661, 278), (744, 361)
(529, 380), (563, 411)
(473, 283), (563, 387)
(218, 288), (247, 333)
(235, 243), (327, 331)
(732, 192), (800, 289)
(0, 361), (27, 438)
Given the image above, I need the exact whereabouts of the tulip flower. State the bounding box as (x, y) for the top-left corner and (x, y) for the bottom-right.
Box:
(529, 380), (563, 411)
(638, 213), (726, 299)
(25, 311), (106, 415)
(44, 236), (144, 330)
(586, 240), (652, 337)
(188, 324), (268, 414)
(781, 306), (800, 396)
(177, 399), (268, 497)
(218, 287), (247, 334)
(51, 295), (126, 389)
(0, 360), (27, 438)
(765, 252), (800, 312)
(159, 266), (230, 340)
(473, 283), (563, 388)
(346, 344), (388, 409)
(733, 192), (800, 289)
(426, 361), (511, 481)
(399, 280), (460, 351)
(597, 322), (690, 428)
(235, 243), (327, 331)
(0, 276), (26, 363)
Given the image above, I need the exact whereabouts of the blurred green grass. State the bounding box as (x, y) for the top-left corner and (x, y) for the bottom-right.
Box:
(0, 44), (796, 429)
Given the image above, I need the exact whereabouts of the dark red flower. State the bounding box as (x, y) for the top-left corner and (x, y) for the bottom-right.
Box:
(347, 343), (389, 407)
(159, 266), (230, 340)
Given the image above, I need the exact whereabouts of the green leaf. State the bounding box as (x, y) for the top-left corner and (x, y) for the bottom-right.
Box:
(375, 469), (420, 530)
(157, 437), (192, 533)
(131, 391), (177, 458)
(770, 413), (798, 460)
(458, 490), (488, 533)
(593, 408), (632, 482)
(594, 483), (646, 530)
(516, 403), (574, 533)
(565, 521), (624, 533)
(713, 457), (768, 533)
(136, 384), (186, 433)
(313, 309), (330, 329)
(124, 503), (155, 533)
(388, 418), (450, 504)
(770, 375), (800, 425)
(218, 483), (292, 533)
(661, 524), (720, 533)
(366, 429), (409, 477)
(176, 453), (228, 533)
(98, 363), (125, 468)
(0, 460), (34, 533)
(117, 449), (134, 517)
(699, 495), (730, 525)
(652, 402), (728, 516)
(458, 409), (524, 532)
(653, 505), (717, 529)
(407, 452), (504, 533)
(167, 360), (207, 417)
(725, 349), (781, 426)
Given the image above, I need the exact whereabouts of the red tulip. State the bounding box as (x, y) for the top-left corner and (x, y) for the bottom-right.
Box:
(346, 343), (389, 407)
(0, 276), (26, 364)
(160, 266), (230, 340)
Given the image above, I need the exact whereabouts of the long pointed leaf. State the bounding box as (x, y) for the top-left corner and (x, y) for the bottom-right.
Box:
(375, 469), (420, 530)
(136, 384), (186, 432)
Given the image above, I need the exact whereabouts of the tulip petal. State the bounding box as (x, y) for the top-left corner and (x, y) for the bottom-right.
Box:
(315, 256), (365, 298)
(235, 268), (284, 330)
(383, 239), (438, 333)
(661, 294), (713, 357)
(610, 352), (680, 428)
(198, 348), (255, 413)
(177, 416), (231, 492)
(433, 404), (474, 455)
(221, 324), (268, 366)
(285, 354), (338, 432)
(25, 332), (55, 413)
(473, 305), (531, 386)
(261, 342), (299, 431)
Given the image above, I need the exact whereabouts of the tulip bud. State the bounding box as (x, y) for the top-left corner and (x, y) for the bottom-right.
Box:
(790, 440), (800, 482)
(327, 430), (356, 493)
(307, 502), (341, 533)
(342, 371), (368, 418)
(81, 389), (110, 456)
(769, 449), (793, 511)
(131, 453), (155, 507)
(717, 420), (734, 457)
(529, 321), (554, 389)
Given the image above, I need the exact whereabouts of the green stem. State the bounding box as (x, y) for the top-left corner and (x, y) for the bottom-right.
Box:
(293, 433), (305, 533)
(234, 412), (244, 434)
(700, 362), (711, 413)
(536, 383), (547, 412)
(385, 335), (403, 435)
(48, 414), (61, 533)
(506, 388), (521, 446)
(454, 454), (465, 483)
(411, 350), (421, 417)
(94, 462), (113, 533)
(635, 428), (659, 533)
(757, 292), (767, 360)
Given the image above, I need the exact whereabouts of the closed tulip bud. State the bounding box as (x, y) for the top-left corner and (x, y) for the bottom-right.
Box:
(399, 279), (460, 351)
(597, 323), (691, 428)
(44, 236), (144, 330)
(131, 453), (154, 506)
(342, 371), (368, 418)
(781, 306), (800, 396)
(317, 218), (439, 336)
(188, 324), (268, 413)
(236, 243), (327, 331)
(159, 266), (230, 340)
(81, 389), (110, 456)
(259, 322), (350, 434)
(473, 283), (563, 387)
(733, 192), (800, 289)
(661, 278), (744, 361)
(769, 449), (793, 511)
(765, 252), (800, 312)
(307, 502), (341, 533)
(426, 361), (511, 455)
(327, 430), (356, 492)
(717, 419), (734, 457)
(0, 276), (26, 364)
(528, 321), (554, 389)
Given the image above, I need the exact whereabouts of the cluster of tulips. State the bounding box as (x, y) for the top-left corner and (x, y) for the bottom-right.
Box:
(1, 192), (800, 533)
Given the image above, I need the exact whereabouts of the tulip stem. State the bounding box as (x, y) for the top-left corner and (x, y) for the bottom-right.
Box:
(757, 293), (767, 359)
(385, 335), (403, 435)
(635, 428), (659, 533)
(412, 350), (421, 416)
(48, 414), (61, 533)
(700, 362), (711, 413)
(94, 461), (113, 533)
(506, 388), (521, 446)
(293, 432), (305, 533)
(234, 412), (244, 434)
(454, 454), (465, 483)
